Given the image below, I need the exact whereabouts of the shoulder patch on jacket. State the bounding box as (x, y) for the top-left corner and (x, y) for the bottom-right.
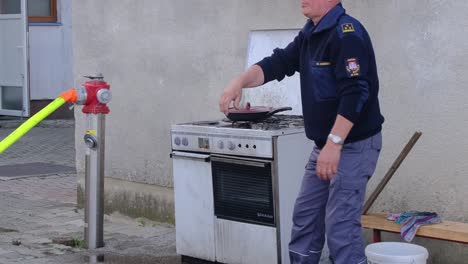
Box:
(341, 23), (355, 33)
(346, 58), (360, 77)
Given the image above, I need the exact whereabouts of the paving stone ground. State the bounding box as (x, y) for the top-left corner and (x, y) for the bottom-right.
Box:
(0, 120), (75, 167)
(0, 120), (179, 264)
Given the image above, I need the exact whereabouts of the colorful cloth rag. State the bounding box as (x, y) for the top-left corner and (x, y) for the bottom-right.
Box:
(387, 212), (441, 242)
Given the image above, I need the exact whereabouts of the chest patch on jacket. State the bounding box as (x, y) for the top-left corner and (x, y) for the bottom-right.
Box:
(346, 58), (360, 77)
(341, 23), (355, 33)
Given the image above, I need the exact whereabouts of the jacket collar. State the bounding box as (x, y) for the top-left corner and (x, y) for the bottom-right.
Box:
(311, 3), (345, 34)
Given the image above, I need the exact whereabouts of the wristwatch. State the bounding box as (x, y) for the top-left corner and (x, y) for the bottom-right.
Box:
(328, 133), (344, 145)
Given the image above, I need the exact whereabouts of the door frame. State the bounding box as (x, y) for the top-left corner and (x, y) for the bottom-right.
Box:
(0, 0), (30, 117)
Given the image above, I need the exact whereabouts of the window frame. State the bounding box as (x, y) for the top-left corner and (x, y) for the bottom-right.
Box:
(28, 0), (57, 23)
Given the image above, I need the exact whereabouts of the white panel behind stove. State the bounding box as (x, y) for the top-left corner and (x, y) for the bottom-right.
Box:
(244, 29), (302, 115)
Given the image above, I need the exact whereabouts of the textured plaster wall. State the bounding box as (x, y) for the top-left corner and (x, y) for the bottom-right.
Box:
(347, 1), (468, 261)
(344, 0), (468, 222)
(72, 0), (303, 187)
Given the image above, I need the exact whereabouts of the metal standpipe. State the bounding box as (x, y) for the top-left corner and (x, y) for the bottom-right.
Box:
(78, 74), (111, 249)
(84, 114), (106, 249)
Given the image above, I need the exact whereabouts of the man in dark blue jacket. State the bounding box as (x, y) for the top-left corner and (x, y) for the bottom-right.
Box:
(219, 1), (384, 263)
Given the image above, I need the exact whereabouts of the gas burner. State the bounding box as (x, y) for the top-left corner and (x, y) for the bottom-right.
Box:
(221, 118), (234, 123)
(191, 121), (220, 126)
(225, 121), (253, 129)
(220, 115), (304, 131)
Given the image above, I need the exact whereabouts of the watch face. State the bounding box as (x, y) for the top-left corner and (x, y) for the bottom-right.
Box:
(329, 134), (343, 144)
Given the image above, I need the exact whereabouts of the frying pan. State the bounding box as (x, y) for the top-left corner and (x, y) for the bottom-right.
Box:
(226, 102), (292, 122)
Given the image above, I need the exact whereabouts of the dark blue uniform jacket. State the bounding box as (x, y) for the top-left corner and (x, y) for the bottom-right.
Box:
(256, 4), (384, 148)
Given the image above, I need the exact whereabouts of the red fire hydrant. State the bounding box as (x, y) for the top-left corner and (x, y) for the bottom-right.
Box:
(77, 74), (111, 114)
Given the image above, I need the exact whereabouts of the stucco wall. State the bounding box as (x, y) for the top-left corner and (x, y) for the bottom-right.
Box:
(72, 0), (304, 187)
(72, 0), (468, 260)
(344, 0), (468, 222)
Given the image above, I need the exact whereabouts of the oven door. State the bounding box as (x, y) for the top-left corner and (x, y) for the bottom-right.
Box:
(212, 155), (278, 264)
(211, 155), (275, 227)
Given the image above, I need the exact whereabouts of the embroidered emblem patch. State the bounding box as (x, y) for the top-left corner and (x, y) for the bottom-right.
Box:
(346, 58), (360, 77)
(341, 23), (355, 33)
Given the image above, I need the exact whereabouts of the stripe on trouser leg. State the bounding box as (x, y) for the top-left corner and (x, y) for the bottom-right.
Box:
(289, 148), (328, 264)
(309, 250), (321, 254)
(289, 249), (309, 257)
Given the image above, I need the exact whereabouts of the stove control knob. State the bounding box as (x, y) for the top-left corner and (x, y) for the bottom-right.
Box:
(227, 141), (235, 150)
(182, 137), (189, 146)
(217, 140), (224, 149)
(174, 137), (181, 146)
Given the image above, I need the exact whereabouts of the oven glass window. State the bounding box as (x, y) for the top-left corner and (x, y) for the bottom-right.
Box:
(212, 159), (274, 226)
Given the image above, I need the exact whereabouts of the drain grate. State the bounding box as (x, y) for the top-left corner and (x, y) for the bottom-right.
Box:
(0, 162), (75, 179)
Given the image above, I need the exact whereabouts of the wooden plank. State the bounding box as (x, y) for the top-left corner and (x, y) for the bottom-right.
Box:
(362, 213), (468, 243)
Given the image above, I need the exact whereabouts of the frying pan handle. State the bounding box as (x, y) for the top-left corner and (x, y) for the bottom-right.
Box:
(266, 107), (292, 117)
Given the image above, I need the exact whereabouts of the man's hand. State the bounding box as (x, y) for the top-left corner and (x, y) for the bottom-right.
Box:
(219, 65), (265, 114)
(317, 141), (342, 180)
(219, 79), (243, 114)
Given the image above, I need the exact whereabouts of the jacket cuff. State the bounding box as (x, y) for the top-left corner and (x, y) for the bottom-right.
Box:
(255, 58), (275, 84)
(337, 93), (364, 124)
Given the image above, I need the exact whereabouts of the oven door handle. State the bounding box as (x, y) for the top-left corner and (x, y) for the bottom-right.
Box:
(211, 156), (269, 168)
(170, 151), (210, 162)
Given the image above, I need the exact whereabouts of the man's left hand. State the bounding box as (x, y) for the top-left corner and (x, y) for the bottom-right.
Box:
(317, 141), (342, 180)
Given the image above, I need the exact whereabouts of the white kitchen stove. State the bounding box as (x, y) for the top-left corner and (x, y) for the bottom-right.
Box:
(171, 115), (314, 264)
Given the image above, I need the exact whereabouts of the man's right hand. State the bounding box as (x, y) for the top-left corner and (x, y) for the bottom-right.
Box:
(218, 65), (265, 114)
(219, 79), (243, 114)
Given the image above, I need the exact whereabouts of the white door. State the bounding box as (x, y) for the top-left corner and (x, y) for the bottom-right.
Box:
(0, 0), (29, 117)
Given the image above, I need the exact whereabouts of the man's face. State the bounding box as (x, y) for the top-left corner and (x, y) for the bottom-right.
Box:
(301, 0), (335, 20)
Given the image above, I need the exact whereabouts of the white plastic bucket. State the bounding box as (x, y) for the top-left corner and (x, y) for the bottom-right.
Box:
(365, 242), (428, 264)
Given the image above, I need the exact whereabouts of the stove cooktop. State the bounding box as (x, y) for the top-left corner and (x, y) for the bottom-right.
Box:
(182, 115), (304, 131)
(172, 115), (307, 157)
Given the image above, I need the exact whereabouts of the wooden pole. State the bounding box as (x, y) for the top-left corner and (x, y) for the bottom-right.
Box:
(362, 131), (423, 215)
